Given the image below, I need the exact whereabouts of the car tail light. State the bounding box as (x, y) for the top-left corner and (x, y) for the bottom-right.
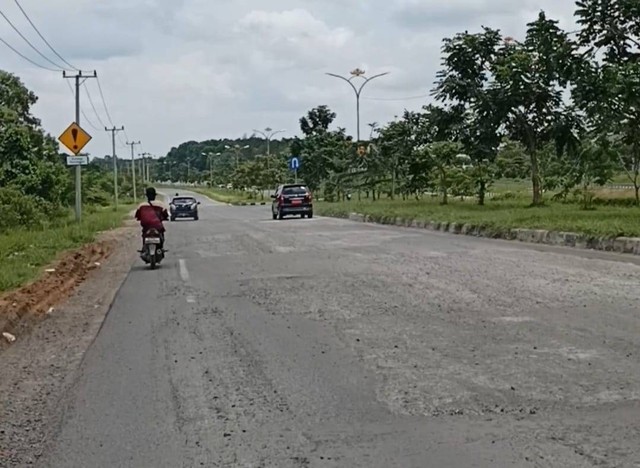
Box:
(304, 193), (312, 202)
(278, 195), (285, 205)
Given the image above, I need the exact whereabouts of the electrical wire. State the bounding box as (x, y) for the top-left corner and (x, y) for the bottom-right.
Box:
(12, 0), (80, 71)
(0, 34), (61, 71)
(362, 93), (431, 101)
(64, 79), (101, 131)
(0, 8), (68, 70)
(83, 82), (108, 128)
(95, 76), (115, 126)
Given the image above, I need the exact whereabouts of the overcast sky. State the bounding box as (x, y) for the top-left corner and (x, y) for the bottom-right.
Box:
(1, 0), (577, 159)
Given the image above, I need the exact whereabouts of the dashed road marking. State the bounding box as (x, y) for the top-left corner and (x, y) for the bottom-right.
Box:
(186, 295), (196, 303)
(179, 259), (190, 283)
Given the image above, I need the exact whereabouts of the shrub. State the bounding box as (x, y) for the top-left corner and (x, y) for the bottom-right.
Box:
(0, 188), (46, 231)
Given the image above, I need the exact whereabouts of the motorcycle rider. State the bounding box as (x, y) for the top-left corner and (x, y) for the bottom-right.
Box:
(135, 187), (169, 250)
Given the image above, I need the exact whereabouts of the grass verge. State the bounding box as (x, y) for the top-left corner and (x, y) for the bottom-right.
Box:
(316, 197), (640, 239)
(192, 188), (260, 204)
(0, 205), (133, 293)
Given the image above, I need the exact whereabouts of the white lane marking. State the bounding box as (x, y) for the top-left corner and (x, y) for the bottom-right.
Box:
(179, 259), (190, 283)
(186, 295), (196, 303)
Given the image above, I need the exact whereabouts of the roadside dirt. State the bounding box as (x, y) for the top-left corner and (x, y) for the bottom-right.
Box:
(1, 240), (114, 351)
(0, 221), (137, 466)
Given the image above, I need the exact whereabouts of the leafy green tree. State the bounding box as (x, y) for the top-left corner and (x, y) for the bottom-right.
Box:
(376, 114), (415, 200)
(496, 139), (530, 179)
(300, 105), (336, 136)
(294, 105), (351, 195)
(433, 27), (504, 204)
(491, 12), (579, 205)
(574, 0), (640, 204)
(426, 141), (464, 205)
(569, 138), (616, 209)
(0, 70), (71, 209)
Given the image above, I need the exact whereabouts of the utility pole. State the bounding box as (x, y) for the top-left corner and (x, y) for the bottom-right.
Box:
(140, 152), (152, 183)
(63, 70), (97, 222)
(253, 127), (285, 155)
(105, 126), (124, 208)
(326, 68), (389, 142)
(138, 153), (146, 183)
(126, 141), (141, 202)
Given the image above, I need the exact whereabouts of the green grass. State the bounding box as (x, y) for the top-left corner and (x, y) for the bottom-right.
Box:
(192, 187), (256, 204)
(0, 205), (133, 293)
(316, 196), (640, 238)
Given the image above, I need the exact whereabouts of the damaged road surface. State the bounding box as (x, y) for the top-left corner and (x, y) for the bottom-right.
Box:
(37, 194), (640, 467)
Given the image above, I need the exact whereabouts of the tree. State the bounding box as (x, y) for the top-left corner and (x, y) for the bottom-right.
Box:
(0, 70), (71, 208)
(574, 0), (640, 204)
(568, 137), (616, 209)
(490, 12), (578, 205)
(300, 105), (336, 136)
(575, 0), (640, 63)
(426, 141), (464, 205)
(376, 114), (415, 200)
(496, 139), (530, 179)
(433, 27), (504, 205)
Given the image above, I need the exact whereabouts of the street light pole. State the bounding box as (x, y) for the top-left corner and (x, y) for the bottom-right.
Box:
(202, 152), (222, 186)
(253, 127), (285, 155)
(224, 144), (250, 169)
(326, 68), (389, 142)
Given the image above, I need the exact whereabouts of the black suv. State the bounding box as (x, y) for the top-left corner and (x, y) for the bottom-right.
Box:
(170, 196), (200, 221)
(271, 184), (313, 219)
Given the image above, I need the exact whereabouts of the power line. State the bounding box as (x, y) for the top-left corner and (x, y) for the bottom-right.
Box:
(65, 79), (100, 130)
(83, 82), (108, 128)
(0, 34), (60, 71)
(0, 8), (68, 71)
(362, 93), (431, 101)
(95, 77), (115, 126)
(12, 0), (79, 71)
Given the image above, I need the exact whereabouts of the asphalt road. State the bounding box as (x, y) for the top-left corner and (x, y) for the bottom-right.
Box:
(42, 192), (640, 467)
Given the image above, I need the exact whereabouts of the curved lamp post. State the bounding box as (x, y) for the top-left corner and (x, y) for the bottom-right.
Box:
(326, 68), (389, 141)
(253, 127), (285, 155)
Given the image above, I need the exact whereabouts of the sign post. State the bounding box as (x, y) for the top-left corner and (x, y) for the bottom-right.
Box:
(289, 156), (300, 183)
(58, 122), (92, 221)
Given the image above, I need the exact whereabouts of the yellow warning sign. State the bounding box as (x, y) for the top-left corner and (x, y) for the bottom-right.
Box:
(58, 122), (92, 155)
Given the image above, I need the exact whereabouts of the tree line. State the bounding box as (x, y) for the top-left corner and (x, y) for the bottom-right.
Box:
(160, 0), (638, 209)
(292, 0), (640, 207)
(0, 70), (138, 231)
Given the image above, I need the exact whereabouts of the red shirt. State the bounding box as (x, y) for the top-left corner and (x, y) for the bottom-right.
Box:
(135, 202), (168, 231)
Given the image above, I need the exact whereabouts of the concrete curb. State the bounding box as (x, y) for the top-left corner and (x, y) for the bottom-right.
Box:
(337, 212), (640, 255)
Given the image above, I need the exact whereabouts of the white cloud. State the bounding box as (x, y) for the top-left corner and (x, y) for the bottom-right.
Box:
(0, 0), (578, 158)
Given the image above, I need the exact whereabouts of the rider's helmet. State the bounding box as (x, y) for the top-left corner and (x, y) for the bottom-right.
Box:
(146, 187), (157, 201)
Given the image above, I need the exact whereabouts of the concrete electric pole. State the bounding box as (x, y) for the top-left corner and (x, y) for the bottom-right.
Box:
(105, 126), (124, 208)
(63, 70), (97, 221)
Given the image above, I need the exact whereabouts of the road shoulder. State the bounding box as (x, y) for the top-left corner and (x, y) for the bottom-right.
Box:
(0, 223), (137, 466)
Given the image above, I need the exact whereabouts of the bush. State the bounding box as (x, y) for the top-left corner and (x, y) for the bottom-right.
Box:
(0, 188), (47, 232)
(491, 191), (516, 201)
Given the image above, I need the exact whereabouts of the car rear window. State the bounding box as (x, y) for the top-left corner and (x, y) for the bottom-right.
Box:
(173, 197), (195, 203)
(282, 186), (308, 195)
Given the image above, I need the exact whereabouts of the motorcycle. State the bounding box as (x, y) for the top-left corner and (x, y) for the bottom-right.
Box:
(140, 228), (165, 269)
